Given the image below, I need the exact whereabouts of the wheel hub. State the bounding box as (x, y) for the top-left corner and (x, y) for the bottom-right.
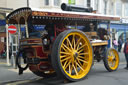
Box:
(74, 52), (78, 59)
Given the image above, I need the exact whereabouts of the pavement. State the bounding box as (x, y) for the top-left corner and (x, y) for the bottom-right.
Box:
(0, 59), (39, 84)
(0, 52), (127, 85)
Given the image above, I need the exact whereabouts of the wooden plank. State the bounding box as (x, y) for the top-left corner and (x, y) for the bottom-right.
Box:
(20, 38), (42, 45)
(85, 32), (97, 36)
(85, 32), (97, 39)
(91, 41), (108, 46)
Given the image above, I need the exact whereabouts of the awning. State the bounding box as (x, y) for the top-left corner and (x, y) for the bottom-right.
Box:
(6, 7), (120, 25)
(110, 24), (128, 30)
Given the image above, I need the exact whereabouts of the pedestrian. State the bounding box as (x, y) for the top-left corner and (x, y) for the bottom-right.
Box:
(113, 38), (118, 50)
(123, 38), (128, 70)
(118, 38), (123, 52)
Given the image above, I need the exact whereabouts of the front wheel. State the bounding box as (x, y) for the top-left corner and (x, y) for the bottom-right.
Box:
(51, 30), (93, 81)
(103, 48), (119, 72)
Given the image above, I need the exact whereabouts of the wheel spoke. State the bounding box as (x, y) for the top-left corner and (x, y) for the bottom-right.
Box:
(107, 58), (111, 62)
(111, 62), (113, 67)
(66, 38), (70, 47)
(76, 58), (83, 67)
(109, 62), (112, 66)
(72, 34), (76, 49)
(76, 37), (81, 48)
(78, 44), (86, 51)
(110, 51), (113, 56)
(112, 53), (116, 59)
(77, 43), (80, 50)
(64, 60), (72, 69)
(67, 38), (73, 49)
(79, 53), (89, 56)
(63, 60), (68, 68)
(78, 56), (85, 60)
(112, 58), (116, 65)
(75, 60), (78, 72)
(60, 55), (67, 59)
(62, 43), (72, 52)
(111, 52), (114, 57)
(69, 64), (71, 74)
(60, 52), (71, 55)
(75, 61), (84, 71)
(109, 60), (114, 67)
(61, 45), (68, 52)
(112, 61), (115, 67)
(73, 63), (78, 75)
(78, 48), (84, 53)
(77, 58), (88, 64)
(61, 56), (70, 63)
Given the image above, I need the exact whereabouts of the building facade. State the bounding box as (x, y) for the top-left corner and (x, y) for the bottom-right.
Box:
(0, 0), (128, 55)
(0, 0), (128, 41)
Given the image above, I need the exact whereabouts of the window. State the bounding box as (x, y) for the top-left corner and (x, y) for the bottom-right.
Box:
(110, 2), (114, 15)
(87, 0), (91, 7)
(94, 0), (98, 10)
(125, 3), (128, 16)
(104, 0), (107, 14)
(54, 0), (60, 6)
(116, 2), (122, 16)
(44, 0), (49, 5)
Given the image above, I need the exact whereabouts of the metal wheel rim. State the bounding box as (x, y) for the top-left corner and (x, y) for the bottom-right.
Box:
(107, 49), (119, 70)
(59, 32), (93, 79)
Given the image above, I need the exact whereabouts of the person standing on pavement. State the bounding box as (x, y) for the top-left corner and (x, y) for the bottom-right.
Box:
(118, 38), (123, 52)
(113, 38), (118, 50)
(123, 38), (128, 69)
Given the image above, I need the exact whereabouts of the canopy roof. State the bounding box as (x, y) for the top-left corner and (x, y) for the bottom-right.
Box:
(6, 7), (120, 24)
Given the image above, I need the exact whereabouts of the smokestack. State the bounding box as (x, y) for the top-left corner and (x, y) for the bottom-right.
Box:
(61, 3), (93, 13)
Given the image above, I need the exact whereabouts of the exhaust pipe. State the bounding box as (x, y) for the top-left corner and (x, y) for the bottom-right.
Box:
(61, 3), (93, 13)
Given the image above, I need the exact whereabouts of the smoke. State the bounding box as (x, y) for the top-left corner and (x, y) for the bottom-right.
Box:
(121, 0), (128, 3)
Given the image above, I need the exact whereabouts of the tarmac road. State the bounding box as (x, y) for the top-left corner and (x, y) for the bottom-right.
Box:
(1, 53), (128, 85)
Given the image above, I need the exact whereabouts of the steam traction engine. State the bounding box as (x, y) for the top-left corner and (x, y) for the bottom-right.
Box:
(6, 4), (120, 81)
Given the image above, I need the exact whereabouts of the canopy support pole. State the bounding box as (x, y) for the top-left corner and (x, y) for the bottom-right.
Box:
(16, 19), (21, 39)
(25, 20), (29, 38)
(6, 20), (10, 66)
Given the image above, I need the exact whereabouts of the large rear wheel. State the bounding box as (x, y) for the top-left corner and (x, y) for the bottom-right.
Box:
(51, 30), (93, 81)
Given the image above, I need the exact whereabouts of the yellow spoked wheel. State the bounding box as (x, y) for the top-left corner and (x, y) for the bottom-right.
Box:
(51, 30), (93, 81)
(103, 48), (119, 72)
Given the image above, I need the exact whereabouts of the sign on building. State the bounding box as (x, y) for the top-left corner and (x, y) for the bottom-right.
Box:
(121, 18), (128, 24)
(68, 0), (75, 4)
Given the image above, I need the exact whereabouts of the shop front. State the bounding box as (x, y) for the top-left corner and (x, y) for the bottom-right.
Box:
(0, 13), (6, 57)
(110, 18), (128, 43)
(0, 8), (13, 58)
